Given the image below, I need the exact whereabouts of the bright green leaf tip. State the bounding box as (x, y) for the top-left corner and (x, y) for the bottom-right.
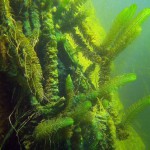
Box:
(34, 117), (74, 141)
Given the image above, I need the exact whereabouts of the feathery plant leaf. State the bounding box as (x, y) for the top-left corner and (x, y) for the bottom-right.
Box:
(108, 25), (142, 59)
(121, 96), (150, 127)
(101, 4), (150, 60)
(119, 7), (150, 43)
(131, 8), (150, 26)
(100, 73), (136, 94)
(34, 117), (74, 141)
(65, 74), (74, 99)
(65, 74), (74, 111)
(102, 4), (137, 49)
(74, 73), (136, 103)
(69, 101), (92, 122)
(84, 63), (96, 79)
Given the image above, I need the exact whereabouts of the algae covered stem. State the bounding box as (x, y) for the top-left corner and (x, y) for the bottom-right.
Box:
(0, 0), (150, 149)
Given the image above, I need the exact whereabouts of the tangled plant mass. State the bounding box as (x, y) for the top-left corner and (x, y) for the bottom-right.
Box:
(0, 0), (150, 149)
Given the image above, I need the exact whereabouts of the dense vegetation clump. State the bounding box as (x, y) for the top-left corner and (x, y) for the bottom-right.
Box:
(0, 0), (150, 149)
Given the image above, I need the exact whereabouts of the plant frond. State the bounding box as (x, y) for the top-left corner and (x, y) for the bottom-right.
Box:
(102, 4), (137, 49)
(34, 117), (74, 141)
(65, 74), (74, 110)
(121, 96), (150, 127)
(101, 4), (150, 60)
(69, 101), (92, 122)
(100, 73), (136, 94)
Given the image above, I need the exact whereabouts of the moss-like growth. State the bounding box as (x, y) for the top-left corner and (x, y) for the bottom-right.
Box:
(69, 101), (92, 122)
(102, 4), (150, 60)
(0, 0), (150, 149)
(120, 96), (150, 127)
(34, 117), (74, 141)
(65, 74), (74, 111)
(100, 73), (136, 95)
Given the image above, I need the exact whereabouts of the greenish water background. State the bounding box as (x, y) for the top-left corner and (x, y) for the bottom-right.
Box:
(92, 0), (150, 149)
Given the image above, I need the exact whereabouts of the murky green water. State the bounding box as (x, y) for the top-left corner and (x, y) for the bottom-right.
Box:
(93, 0), (150, 149)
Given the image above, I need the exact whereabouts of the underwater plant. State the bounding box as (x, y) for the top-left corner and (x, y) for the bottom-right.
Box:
(0, 0), (150, 149)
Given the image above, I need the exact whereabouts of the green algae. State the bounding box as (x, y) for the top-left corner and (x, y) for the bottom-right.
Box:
(0, 0), (150, 149)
